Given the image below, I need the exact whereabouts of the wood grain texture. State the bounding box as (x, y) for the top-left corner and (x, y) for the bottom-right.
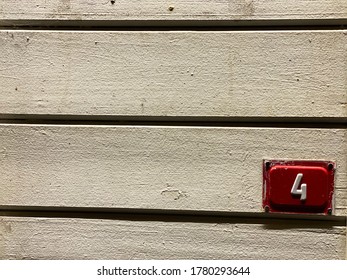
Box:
(0, 124), (346, 215)
(0, 0), (346, 25)
(0, 216), (345, 259)
(0, 30), (346, 119)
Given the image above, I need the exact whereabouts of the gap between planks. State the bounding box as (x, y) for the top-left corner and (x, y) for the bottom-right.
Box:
(0, 117), (346, 129)
(0, 208), (345, 226)
(1, 23), (347, 31)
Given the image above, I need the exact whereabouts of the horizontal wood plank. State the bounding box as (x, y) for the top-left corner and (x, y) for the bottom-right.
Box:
(0, 0), (346, 25)
(0, 30), (346, 119)
(0, 124), (346, 215)
(0, 216), (345, 259)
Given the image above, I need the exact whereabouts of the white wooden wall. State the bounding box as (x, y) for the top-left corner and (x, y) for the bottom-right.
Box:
(0, 1), (346, 260)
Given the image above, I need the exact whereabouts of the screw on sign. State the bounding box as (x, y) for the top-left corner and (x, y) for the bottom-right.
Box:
(263, 160), (335, 215)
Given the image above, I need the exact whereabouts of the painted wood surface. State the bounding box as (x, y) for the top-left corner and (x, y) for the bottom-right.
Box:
(0, 124), (346, 215)
(0, 0), (346, 25)
(0, 30), (346, 119)
(0, 216), (345, 259)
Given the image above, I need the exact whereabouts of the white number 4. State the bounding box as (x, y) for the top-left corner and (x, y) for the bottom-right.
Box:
(291, 173), (307, 201)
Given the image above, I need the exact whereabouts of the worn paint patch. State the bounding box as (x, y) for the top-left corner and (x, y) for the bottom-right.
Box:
(161, 184), (187, 200)
(0, 148), (7, 159)
(4, 222), (12, 233)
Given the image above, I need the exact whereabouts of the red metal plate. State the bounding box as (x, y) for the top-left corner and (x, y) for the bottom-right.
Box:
(263, 160), (335, 215)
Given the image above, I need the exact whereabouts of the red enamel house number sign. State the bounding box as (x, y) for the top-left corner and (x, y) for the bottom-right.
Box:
(263, 160), (335, 215)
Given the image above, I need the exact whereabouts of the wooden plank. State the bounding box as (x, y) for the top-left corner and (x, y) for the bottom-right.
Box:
(0, 30), (346, 119)
(0, 124), (346, 215)
(0, 216), (345, 259)
(0, 0), (346, 25)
